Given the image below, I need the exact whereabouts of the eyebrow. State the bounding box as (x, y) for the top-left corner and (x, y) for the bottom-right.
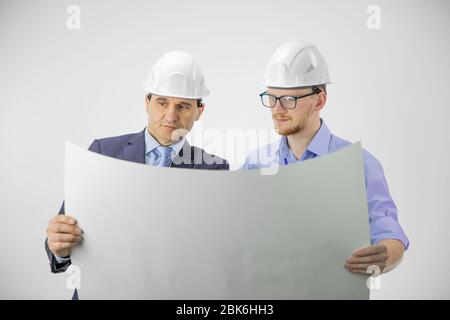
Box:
(155, 97), (193, 107)
(177, 102), (192, 107)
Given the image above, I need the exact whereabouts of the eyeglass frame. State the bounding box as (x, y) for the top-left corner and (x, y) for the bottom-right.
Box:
(259, 86), (324, 110)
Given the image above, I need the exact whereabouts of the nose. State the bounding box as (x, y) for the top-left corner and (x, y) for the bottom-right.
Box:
(165, 104), (179, 122)
(273, 98), (286, 113)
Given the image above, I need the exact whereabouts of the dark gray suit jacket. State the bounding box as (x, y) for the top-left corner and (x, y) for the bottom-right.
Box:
(45, 128), (229, 273)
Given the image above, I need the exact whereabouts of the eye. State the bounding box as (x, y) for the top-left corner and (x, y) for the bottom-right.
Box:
(282, 96), (295, 102)
(178, 104), (190, 110)
(158, 101), (167, 107)
(268, 95), (276, 105)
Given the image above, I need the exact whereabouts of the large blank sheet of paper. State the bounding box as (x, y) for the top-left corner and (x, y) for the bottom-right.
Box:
(65, 141), (370, 299)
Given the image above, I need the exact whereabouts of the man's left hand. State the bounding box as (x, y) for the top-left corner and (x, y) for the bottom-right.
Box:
(345, 244), (388, 274)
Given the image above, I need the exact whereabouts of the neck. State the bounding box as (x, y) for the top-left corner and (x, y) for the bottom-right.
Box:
(147, 127), (173, 146)
(286, 117), (321, 159)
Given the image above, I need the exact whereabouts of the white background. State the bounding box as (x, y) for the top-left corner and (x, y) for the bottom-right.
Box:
(0, 0), (449, 299)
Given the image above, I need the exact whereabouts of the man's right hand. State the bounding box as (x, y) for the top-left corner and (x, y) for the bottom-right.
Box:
(47, 214), (82, 258)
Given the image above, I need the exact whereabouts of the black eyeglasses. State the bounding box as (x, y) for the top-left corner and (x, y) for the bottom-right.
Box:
(259, 86), (322, 109)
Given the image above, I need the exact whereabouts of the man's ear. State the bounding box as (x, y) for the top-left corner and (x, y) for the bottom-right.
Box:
(195, 103), (205, 121)
(315, 92), (327, 112)
(145, 96), (150, 113)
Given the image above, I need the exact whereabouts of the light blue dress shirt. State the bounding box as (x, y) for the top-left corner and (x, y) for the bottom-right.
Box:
(144, 128), (185, 166)
(242, 119), (409, 250)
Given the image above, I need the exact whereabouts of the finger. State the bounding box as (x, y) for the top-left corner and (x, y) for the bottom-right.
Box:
(353, 244), (386, 257)
(346, 262), (386, 271)
(346, 260), (386, 274)
(345, 263), (375, 273)
(50, 241), (78, 252)
(347, 253), (388, 264)
(347, 268), (373, 275)
(49, 233), (82, 243)
(51, 215), (77, 226)
(49, 223), (82, 235)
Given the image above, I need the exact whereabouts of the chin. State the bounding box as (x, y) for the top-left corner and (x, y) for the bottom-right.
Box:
(276, 126), (301, 136)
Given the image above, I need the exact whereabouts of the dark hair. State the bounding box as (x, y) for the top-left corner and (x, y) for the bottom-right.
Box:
(314, 84), (327, 94)
(146, 94), (203, 107)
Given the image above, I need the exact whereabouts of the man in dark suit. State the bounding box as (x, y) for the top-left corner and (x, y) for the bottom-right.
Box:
(45, 51), (229, 278)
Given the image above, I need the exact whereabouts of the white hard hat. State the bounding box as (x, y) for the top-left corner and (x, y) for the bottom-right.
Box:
(263, 41), (331, 88)
(143, 51), (209, 99)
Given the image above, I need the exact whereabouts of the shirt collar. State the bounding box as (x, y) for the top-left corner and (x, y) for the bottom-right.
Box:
(144, 127), (185, 157)
(277, 118), (332, 158)
(305, 118), (331, 156)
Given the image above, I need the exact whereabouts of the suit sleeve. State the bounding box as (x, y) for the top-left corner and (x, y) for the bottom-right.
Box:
(215, 160), (230, 171)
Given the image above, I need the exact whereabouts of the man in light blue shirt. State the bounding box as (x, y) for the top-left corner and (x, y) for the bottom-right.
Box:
(243, 41), (408, 275)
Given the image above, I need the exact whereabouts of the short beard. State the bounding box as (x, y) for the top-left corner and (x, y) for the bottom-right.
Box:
(276, 125), (299, 136)
(276, 118), (310, 136)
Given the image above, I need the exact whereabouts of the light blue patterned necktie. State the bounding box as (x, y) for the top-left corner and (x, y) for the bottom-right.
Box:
(154, 146), (173, 167)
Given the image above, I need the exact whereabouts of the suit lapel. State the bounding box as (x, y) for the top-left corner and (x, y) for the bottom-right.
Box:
(121, 129), (146, 164)
(172, 140), (196, 169)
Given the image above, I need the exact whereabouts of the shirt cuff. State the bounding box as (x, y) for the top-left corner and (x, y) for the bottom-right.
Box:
(54, 255), (71, 264)
(370, 216), (410, 250)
